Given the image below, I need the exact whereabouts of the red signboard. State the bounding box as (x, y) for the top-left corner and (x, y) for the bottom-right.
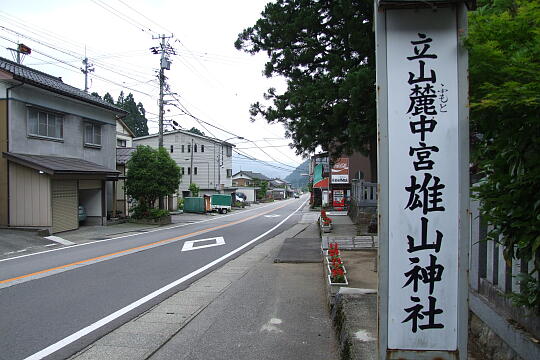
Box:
(331, 157), (349, 184)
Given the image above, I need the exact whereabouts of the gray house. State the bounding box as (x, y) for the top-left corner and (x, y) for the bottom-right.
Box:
(0, 57), (126, 234)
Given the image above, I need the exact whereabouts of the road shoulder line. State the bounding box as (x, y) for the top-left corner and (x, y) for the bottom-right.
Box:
(69, 222), (308, 360)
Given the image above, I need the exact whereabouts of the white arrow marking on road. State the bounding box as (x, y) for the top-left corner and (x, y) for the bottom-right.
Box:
(264, 214), (280, 218)
(181, 237), (225, 252)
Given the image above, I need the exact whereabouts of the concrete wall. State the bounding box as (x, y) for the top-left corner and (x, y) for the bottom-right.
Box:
(8, 162), (51, 227)
(7, 84), (117, 170)
(134, 132), (233, 194)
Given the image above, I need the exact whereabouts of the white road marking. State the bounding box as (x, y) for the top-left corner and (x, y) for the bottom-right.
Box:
(0, 199), (294, 264)
(263, 214), (280, 218)
(44, 236), (75, 246)
(181, 237), (225, 252)
(260, 318), (283, 333)
(23, 199), (308, 360)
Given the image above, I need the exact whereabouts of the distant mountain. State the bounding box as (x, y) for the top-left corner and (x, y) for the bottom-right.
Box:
(232, 153), (293, 180)
(284, 160), (310, 189)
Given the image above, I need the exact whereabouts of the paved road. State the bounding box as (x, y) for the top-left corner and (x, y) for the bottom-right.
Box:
(0, 198), (307, 360)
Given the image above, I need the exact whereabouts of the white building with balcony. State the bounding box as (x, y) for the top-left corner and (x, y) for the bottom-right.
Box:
(133, 130), (235, 197)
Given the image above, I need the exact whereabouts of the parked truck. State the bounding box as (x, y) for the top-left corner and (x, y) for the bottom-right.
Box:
(211, 194), (232, 214)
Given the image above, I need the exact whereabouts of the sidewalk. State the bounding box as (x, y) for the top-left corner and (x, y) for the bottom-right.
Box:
(69, 207), (340, 360)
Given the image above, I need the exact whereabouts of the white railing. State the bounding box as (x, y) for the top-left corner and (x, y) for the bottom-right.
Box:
(351, 179), (377, 206)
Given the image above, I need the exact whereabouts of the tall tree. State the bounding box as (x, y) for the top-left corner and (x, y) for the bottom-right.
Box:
(91, 91), (149, 137)
(118, 92), (149, 137)
(103, 92), (115, 104)
(468, 0), (540, 310)
(235, 0), (376, 179)
(187, 127), (205, 136)
(125, 145), (181, 210)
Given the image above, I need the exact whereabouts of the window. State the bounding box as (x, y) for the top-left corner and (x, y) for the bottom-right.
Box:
(117, 139), (127, 147)
(170, 145), (174, 153)
(181, 145), (185, 153)
(187, 144), (191, 153)
(194, 144), (198, 152)
(181, 167), (185, 175)
(188, 167), (191, 175)
(201, 145), (205, 153)
(225, 146), (232, 157)
(27, 107), (63, 139)
(194, 167), (198, 175)
(226, 169), (232, 178)
(84, 122), (102, 146)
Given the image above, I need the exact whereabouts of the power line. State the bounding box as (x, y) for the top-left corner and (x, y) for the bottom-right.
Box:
(0, 27), (158, 89)
(116, 0), (173, 35)
(90, 0), (155, 34)
(235, 144), (293, 149)
(167, 97), (297, 170)
(233, 150), (296, 173)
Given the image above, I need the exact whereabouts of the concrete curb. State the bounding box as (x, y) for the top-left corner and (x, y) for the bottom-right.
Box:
(68, 223), (308, 360)
(330, 291), (378, 360)
(322, 243), (378, 359)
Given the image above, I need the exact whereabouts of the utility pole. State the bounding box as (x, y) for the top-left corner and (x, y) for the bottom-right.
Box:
(151, 34), (175, 148)
(7, 43), (31, 64)
(81, 56), (94, 92)
(190, 138), (194, 185)
(151, 34), (175, 209)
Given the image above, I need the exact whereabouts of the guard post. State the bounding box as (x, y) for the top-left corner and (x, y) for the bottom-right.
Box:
(375, 1), (475, 359)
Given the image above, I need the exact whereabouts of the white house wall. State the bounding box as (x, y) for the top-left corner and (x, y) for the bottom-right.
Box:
(133, 132), (233, 194)
(8, 162), (51, 227)
(116, 121), (133, 147)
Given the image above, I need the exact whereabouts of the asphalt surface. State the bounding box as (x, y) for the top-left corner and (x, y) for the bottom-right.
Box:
(0, 198), (307, 360)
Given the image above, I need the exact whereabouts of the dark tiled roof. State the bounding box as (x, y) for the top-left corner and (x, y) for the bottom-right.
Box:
(3, 152), (119, 176)
(116, 147), (136, 165)
(234, 171), (270, 181)
(0, 57), (127, 114)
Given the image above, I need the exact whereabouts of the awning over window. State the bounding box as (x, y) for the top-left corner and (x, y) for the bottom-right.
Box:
(3, 152), (120, 179)
(313, 177), (329, 189)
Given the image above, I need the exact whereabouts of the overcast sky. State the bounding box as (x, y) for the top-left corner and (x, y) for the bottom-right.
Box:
(0, 0), (305, 172)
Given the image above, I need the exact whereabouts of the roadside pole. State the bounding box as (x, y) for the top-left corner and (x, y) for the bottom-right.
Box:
(375, 1), (473, 359)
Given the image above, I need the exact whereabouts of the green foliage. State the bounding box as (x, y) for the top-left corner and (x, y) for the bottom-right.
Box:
(257, 180), (269, 199)
(177, 198), (184, 210)
(468, 0), (540, 310)
(130, 204), (170, 220)
(117, 91), (149, 137)
(103, 92), (115, 104)
(189, 183), (200, 197)
(187, 127), (205, 136)
(148, 208), (170, 219)
(90, 91), (148, 136)
(125, 146), (181, 211)
(235, 0), (377, 178)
